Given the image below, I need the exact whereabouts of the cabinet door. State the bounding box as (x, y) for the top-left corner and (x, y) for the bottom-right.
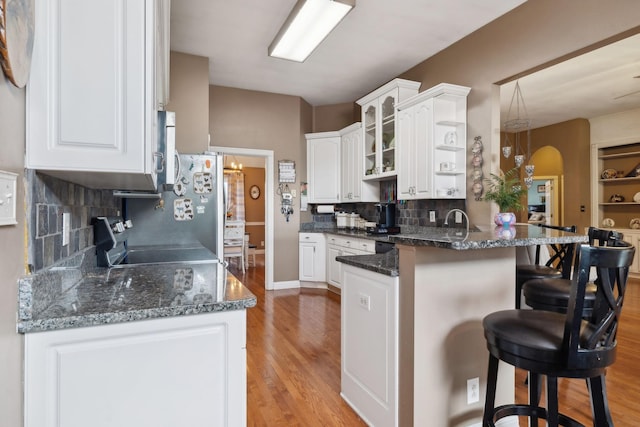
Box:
(396, 106), (416, 199)
(341, 131), (356, 201)
(25, 311), (247, 427)
(307, 136), (341, 203)
(327, 245), (342, 287)
(622, 232), (640, 274)
(27, 0), (156, 186)
(413, 102), (433, 198)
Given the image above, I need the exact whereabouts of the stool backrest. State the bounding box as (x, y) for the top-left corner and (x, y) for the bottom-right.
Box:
(564, 242), (635, 367)
(587, 226), (623, 246)
(535, 224), (577, 278)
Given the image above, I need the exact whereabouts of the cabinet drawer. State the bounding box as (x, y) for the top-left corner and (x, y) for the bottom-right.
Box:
(299, 232), (324, 244)
(326, 235), (375, 254)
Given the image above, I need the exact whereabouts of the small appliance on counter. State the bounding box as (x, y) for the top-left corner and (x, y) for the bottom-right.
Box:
(368, 203), (400, 234)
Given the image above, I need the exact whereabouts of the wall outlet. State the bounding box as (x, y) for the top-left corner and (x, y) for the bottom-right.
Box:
(455, 211), (463, 224)
(429, 211), (436, 222)
(358, 292), (371, 311)
(467, 377), (479, 404)
(62, 212), (71, 246)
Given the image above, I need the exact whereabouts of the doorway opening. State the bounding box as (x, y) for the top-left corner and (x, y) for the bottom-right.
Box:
(526, 175), (561, 225)
(210, 145), (274, 290)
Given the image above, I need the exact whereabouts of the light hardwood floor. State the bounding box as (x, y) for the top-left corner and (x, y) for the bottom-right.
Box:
(229, 256), (640, 426)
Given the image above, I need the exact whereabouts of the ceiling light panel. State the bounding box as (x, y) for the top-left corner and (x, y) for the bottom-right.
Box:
(269, 0), (355, 62)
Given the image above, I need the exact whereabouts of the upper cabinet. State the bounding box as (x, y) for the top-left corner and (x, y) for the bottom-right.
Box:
(340, 123), (379, 203)
(396, 83), (470, 200)
(306, 131), (341, 203)
(26, 0), (171, 191)
(356, 79), (420, 181)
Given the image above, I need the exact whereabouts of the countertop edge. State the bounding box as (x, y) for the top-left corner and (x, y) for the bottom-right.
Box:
(18, 297), (257, 334)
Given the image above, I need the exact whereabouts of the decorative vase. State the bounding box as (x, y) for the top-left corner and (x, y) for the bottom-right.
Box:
(494, 212), (516, 226)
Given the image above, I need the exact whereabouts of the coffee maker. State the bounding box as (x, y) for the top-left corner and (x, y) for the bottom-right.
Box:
(367, 203), (400, 234)
(377, 203), (396, 227)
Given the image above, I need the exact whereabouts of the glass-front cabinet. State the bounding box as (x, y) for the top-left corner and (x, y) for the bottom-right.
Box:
(357, 79), (420, 181)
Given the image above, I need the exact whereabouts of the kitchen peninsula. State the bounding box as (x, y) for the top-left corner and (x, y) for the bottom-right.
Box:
(18, 249), (256, 427)
(338, 224), (587, 427)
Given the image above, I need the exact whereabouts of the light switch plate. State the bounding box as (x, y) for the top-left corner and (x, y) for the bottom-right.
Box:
(0, 170), (18, 226)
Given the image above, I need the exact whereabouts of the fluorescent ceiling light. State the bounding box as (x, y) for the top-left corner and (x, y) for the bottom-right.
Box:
(269, 0), (355, 62)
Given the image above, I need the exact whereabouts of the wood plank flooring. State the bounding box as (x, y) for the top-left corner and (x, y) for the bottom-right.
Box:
(229, 257), (640, 426)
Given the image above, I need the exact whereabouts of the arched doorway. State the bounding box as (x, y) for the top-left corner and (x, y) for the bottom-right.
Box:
(528, 146), (564, 225)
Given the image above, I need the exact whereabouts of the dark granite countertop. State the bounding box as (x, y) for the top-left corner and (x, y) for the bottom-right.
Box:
(336, 249), (399, 277)
(18, 248), (256, 333)
(388, 224), (587, 250)
(333, 224), (588, 276)
(300, 225), (394, 242)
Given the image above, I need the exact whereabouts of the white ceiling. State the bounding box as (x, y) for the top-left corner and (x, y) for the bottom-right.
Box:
(170, 1), (640, 131)
(500, 33), (640, 130)
(170, 0), (525, 106)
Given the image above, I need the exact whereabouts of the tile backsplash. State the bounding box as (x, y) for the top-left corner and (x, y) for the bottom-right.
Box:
(26, 170), (120, 271)
(311, 199), (466, 227)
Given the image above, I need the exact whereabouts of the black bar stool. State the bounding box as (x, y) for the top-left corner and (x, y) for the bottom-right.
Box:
(522, 227), (623, 314)
(514, 224), (577, 308)
(482, 242), (635, 427)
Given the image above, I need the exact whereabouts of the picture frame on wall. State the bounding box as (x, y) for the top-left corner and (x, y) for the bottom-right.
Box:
(537, 185), (545, 193)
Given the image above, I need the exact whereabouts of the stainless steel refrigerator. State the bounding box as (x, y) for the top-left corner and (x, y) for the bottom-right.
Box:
(124, 152), (224, 258)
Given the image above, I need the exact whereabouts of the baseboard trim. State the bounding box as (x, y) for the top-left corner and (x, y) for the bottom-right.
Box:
(272, 280), (300, 290)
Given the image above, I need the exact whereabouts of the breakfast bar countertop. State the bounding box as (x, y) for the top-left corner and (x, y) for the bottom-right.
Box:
(387, 223), (588, 250)
(17, 249), (256, 334)
(334, 224), (588, 276)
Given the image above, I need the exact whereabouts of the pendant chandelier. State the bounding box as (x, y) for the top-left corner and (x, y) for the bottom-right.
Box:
(502, 81), (535, 188)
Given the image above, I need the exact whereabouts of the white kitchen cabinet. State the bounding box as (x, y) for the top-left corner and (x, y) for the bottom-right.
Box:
(621, 230), (640, 275)
(326, 235), (375, 288)
(341, 264), (399, 427)
(357, 79), (420, 181)
(396, 83), (471, 200)
(396, 100), (433, 199)
(306, 131), (341, 203)
(299, 233), (327, 282)
(340, 123), (379, 202)
(26, 0), (170, 191)
(25, 310), (247, 427)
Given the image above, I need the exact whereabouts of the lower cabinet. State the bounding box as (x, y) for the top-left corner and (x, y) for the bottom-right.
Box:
(326, 235), (375, 288)
(341, 264), (399, 427)
(299, 233), (327, 282)
(621, 229), (640, 275)
(24, 311), (247, 427)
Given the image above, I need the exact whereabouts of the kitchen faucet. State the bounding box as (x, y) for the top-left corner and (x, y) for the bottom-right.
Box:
(444, 208), (470, 235)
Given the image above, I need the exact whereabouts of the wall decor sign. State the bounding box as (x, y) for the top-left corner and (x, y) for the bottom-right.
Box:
(0, 0), (35, 88)
(537, 185), (545, 193)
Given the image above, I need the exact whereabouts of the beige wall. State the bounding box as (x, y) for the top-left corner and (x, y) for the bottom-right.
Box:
(399, 0), (640, 226)
(0, 76), (26, 425)
(312, 102), (359, 132)
(166, 51), (210, 153)
(209, 85), (312, 282)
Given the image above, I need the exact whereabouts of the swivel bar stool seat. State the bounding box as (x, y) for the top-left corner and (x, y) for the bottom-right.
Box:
(514, 224), (577, 308)
(482, 242), (635, 427)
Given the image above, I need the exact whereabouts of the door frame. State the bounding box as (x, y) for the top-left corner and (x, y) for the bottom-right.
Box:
(530, 175), (562, 225)
(210, 145), (274, 290)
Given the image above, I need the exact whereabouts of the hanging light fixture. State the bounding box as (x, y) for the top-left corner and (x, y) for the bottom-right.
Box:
(502, 81), (535, 187)
(268, 0), (355, 62)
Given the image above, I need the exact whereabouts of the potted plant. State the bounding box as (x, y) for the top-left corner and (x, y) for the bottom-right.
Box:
(482, 167), (527, 226)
